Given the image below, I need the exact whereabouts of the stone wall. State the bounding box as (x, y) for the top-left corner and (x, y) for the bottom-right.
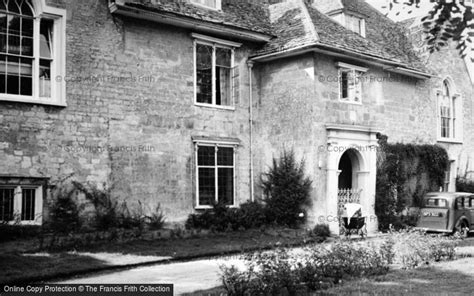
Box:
(0, 0), (253, 223)
(253, 47), (474, 227)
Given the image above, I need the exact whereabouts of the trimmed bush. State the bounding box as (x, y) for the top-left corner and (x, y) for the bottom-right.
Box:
(185, 201), (267, 232)
(311, 224), (330, 238)
(261, 150), (312, 227)
(238, 201), (268, 229)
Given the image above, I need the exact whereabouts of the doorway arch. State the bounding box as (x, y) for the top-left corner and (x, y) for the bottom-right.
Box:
(338, 148), (363, 190)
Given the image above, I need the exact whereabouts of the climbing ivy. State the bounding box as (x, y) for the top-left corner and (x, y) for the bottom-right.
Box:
(376, 133), (449, 230)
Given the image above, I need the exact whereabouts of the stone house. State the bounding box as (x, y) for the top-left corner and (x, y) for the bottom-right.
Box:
(0, 0), (472, 234)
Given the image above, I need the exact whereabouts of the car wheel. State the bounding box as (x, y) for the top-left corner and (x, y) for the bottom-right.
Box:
(454, 221), (469, 238)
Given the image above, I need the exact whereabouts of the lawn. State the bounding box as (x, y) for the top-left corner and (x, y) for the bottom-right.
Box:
(0, 228), (322, 284)
(184, 257), (474, 296)
(318, 257), (474, 295)
(184, 237), (474, 296)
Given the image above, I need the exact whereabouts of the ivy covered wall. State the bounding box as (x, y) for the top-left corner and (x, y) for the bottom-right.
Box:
(375, 133), (449, 230)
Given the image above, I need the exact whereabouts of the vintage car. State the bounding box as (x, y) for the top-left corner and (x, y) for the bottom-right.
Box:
(416, 192), (474, 237)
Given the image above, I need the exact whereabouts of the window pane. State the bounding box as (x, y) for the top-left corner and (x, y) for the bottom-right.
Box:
(8, 1), (20, 14)
(217, 147), (233, 166)
(341, 71), (348, 99)
(22, 15), (33, 37)
(0, 14), (6, 48)
(40, 19), (53, 59)
(218, 168), (234, 206)
(191, 0), (218, 8)
(21, 35), (32, 56)
(198, 145), (215, 166)
(216, 66), (231, 106)
(0, 188), (14, 221)
(216, 48), (231, 67)
(18, 0), (34, 17)
(21, 188), (35, 221)
(7, 16), (21, 55)
(0, 54), (5, 93)
(39, 59), (51, 97)
(6, 55), (19, 94)
(346, 15), (361, 34)
(198, 168), (215, 206)
(196, 43), (212, 104)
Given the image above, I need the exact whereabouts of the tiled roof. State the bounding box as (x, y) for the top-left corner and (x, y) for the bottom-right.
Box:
(339, 0), (426, 70)
(256, 0), (428, 73)
(255, 0), (317, 55)
(116, 0), (429, 73)
(120, 0), (273, 35)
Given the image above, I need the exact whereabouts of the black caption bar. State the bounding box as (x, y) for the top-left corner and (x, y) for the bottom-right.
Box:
(1, 285), (173, 296)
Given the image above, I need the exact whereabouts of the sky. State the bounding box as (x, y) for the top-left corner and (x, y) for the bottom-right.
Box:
(366, 0), (435, 21)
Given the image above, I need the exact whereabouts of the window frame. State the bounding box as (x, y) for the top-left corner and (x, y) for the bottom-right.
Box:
(194, 141), (237, 209)
(190, 0), (222, 11)
(0, 184), (43, 225)
(0, 0), (66, 106)
(436, 79), (463, 143)
(345, 14), (366, 37)
(193, 33), (240, 110)
(336, 62), (367, 104)
(330, 12), (366, 37)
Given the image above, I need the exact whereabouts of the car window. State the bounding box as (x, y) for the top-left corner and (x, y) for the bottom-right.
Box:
(425, 198), (448, 208)
(456, 197), (465, 209)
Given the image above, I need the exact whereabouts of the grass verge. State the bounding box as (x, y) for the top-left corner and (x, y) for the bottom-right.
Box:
(0, 228), (323, 285)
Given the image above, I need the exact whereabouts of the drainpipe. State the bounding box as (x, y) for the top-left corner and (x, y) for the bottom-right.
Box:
(247, 61), (255, 202)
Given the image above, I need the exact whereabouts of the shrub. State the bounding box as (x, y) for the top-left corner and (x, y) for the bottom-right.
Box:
(238, 201), (268, 229)
(311, 224), (331, 238)
(456, 177), (474, 193)
(73, 182), (119, 230)
(185, 200), (268, 232)
(0, 224), (41, 242)
(49, 193), (82, 234)
(117, 201), (147, 230)
(146, 203), (166, 230)
(186, 210), (215, 230)
(391, 231), (457, 269)
(261, 150), (312, 227)
(221, 239), (394, 294)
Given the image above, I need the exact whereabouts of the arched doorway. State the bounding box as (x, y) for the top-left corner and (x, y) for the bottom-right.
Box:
(338, 152), (352, 189)
(324, 125), (380, 235)
(337, 149), (363, 220)
(338, 149), (361, 190)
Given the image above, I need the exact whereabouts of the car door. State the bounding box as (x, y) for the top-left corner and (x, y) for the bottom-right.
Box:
(468, 196), (474, 229)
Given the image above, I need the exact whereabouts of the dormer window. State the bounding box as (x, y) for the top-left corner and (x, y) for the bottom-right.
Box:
(331, 13), (366, 37)
(190, 0), (221, 10)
